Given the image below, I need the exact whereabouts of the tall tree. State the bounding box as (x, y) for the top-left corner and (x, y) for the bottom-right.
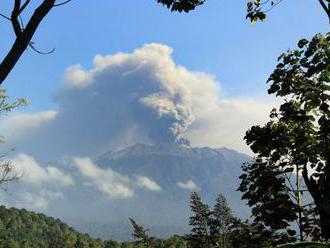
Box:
(243, 33), (330, 241)
(211, 194), (234, 248)
(187, 192), (213, 248)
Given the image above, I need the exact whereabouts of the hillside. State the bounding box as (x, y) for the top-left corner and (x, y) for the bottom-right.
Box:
(0, 205), (188, 247)
(0, 205), (105, 248)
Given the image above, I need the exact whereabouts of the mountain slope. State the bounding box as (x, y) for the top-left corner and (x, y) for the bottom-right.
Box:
(97, 143), (250, 202)
(74, 143), (251, 240)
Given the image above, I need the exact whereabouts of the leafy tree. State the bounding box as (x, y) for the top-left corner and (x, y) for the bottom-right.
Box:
(164, 235), (187, 248)
(129, 218), (154, 248)
(228, 219), (272, 248)
(186, 192), (213, 248)
(238, 159), (298, 245)
(246, 0), (330, 25)
(156, 0), (204, 12)
(103, 240), (121, 248)
(242, 33), (330, 241)
(0, 89), (26, 187)
(210, 194), (234, 248)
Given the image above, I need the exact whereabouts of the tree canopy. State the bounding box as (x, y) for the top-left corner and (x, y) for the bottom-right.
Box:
(242, 33), (330, 241)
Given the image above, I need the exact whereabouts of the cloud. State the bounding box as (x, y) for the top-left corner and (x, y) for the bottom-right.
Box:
(0, 43), (277, 158)
(0, 111), (57, 141)
(12, 153), (74, 187)
(186, 97), (278, 154)
(177, 180), (199, 191)
(2, 190), (63, 211)
(72, 157), (134, 199)
(136, 176), (162, 191)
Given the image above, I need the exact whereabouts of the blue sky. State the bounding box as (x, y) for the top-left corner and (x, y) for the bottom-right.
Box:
(0, 0), (328, 217)
(1, 0), (328, 111)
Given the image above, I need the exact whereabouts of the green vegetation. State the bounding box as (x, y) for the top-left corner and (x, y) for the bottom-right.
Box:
(0, 205), (188, 248)
(278, 243), (330, 248)
(240, 33), (330, 244)
(0, 205), (104, 248)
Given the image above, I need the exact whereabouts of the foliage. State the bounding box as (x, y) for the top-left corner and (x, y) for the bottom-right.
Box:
(211, 195), (234, 248)
(246, 0), (330, 25)
(129, 218), (154, 247)
(278, 242), (330, 248)
(242, 32), (330, 241)
(0, 205), (188, 248)
(186, 192), (213, 248)
(0, 205), (103, 248)
(228, 219), (273, 248)
(0, 88), (27, 186)
(156, 0), (204, 12)
(238, 159), (298, 244)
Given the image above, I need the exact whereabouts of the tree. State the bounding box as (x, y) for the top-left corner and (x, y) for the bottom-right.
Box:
(186, 192), (213, 248)
(238, 159), (299, 245)
(246, 0), (330, 25)
(156, 0), (204, 12)
(129, 218), (154, 248)
(228, 219), (272, 248)
(0, 89), (26, 187)
(243, 33), (330, 241)
(2, 0), (327, 87)
(210, 194), (234, 248)
(0, 0), (206, 86)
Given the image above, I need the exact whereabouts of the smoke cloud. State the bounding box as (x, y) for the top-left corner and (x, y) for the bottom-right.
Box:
(1, 43), (276, 160)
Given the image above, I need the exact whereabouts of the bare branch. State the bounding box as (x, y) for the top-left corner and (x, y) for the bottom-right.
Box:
(0, 0), (56, 85)
(318, 0), (330, 23)
(29, 42), (55, 55)
(18, 15), (56, 55)
(0, 13), (11, 21)
(53, 0), (73, 7)
(19, 0), (31, 15)
(11, 0), (23, 37)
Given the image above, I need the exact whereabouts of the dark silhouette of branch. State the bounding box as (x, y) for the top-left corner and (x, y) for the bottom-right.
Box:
(0, 0), (57, 85)
(0, 13), (11, 21)
(319, 0), (330, 24)
(18, 15), (56, 55)
(0, 0), (72, 85)
(53, 0), (73, 7)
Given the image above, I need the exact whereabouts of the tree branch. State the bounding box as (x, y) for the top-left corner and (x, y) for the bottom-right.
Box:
(318, 0), (330, 25)
(19, 0), (31, 15)
(53, 0), (73, 7)
(11, 0), (23, 37)
(0, 0), (56, 85)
